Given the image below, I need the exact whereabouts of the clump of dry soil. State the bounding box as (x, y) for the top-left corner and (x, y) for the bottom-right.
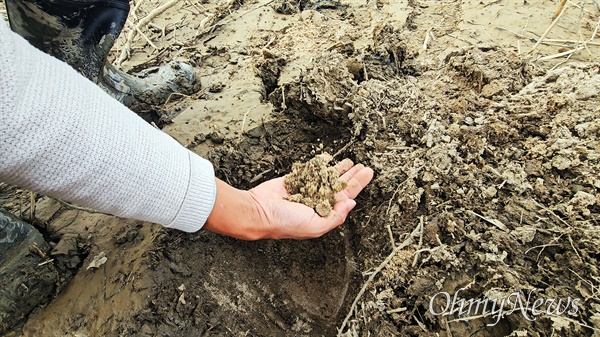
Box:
(285, 155), (348, 216)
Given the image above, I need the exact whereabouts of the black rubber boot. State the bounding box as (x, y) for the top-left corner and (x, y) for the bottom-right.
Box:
(0, 209), (58, 335)
(5, 0), (200, 120)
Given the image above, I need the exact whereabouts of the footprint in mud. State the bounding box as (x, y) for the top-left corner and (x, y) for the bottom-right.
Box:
(146, 229), (355, 336)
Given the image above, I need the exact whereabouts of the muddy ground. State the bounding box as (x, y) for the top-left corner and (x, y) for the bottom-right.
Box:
(1, 0), (600, 336)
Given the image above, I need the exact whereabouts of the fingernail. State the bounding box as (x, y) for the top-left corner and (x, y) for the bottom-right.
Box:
(348, 199), (357, 211)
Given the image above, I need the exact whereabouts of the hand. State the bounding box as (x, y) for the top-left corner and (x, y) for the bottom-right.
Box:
(204, 159), (373, 240)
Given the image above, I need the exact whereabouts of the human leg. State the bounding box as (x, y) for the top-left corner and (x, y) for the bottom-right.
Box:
(5, 0), (200, 120)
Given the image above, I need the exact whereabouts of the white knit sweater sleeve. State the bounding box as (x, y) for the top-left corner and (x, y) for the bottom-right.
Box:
(0, 20), (216, 232)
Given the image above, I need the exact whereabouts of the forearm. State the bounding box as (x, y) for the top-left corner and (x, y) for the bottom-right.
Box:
(0, 20), (215, 232)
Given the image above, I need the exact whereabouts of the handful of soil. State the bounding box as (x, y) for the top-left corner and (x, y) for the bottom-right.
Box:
(284, 155), (348, 216)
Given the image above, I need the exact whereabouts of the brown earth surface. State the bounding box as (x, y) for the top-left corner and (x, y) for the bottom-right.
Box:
(1, 0), (600, 336)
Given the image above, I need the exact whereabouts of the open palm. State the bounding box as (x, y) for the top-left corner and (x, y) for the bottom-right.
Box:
(248, 159), (373, 239)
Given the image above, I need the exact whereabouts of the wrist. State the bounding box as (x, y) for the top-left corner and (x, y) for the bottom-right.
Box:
(204, 178), (269, 240)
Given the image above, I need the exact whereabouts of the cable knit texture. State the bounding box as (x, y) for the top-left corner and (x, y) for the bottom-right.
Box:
(0, 20), (216, 232)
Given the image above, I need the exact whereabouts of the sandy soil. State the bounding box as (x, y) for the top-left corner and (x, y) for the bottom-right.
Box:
(1, 0), (600, 336)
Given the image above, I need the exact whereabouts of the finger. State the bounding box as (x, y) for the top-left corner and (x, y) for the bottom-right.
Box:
(338, 166), (374, 200)
(334, 158), (354, 176)
(309, 199), (356, 237)
(339, 163), (364, 184)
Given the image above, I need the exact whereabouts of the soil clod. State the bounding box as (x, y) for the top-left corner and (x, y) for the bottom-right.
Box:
(284, 155), (348, 216)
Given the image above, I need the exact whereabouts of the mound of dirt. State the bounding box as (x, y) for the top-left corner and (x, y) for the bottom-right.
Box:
(285, 155), (348, 216)
(335, 47), (600, 337)
(269, 53), (358, 123)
